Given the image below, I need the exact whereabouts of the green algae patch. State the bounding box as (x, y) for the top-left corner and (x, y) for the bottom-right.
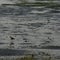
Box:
(16, 55), (35, 60)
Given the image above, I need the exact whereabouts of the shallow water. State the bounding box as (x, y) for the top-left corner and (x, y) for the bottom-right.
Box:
(0, 5), (60, 59)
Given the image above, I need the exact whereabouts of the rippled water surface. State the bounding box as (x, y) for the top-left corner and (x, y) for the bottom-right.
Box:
(0, 5), (60, 58)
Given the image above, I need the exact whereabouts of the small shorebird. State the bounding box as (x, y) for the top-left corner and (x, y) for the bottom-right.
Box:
(10, 36), (15, 40)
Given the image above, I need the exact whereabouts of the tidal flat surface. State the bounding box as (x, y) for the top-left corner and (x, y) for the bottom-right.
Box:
(0, 5), (60, 58)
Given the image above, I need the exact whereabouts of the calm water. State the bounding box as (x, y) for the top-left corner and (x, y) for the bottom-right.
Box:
(0, 5), (60, 58)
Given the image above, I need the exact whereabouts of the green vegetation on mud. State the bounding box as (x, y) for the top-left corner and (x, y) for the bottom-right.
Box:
(2, 2), (60, 8)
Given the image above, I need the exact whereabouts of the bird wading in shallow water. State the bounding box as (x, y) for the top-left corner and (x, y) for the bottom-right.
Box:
(10, 36), (15, 40)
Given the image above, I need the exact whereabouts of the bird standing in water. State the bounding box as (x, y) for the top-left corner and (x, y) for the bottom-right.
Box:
(9, 36), (15, 48)
(10, 36), (15, 40)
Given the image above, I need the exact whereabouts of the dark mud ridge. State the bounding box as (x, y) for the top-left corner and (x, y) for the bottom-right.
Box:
(41, 46), (60, 49)
(0, 49), (28, 56)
